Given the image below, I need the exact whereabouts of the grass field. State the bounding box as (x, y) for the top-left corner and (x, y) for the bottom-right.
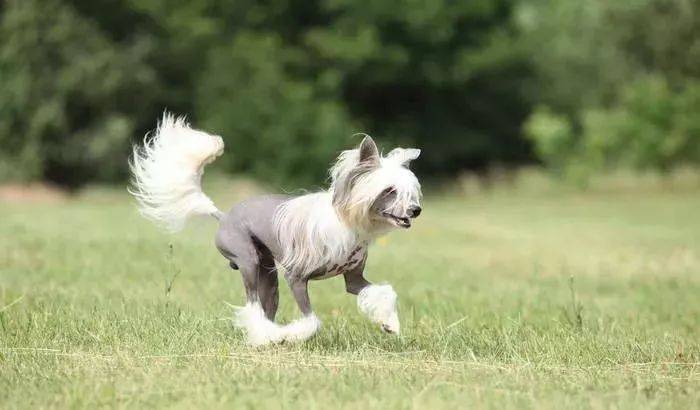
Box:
(1, 177), (699, 409)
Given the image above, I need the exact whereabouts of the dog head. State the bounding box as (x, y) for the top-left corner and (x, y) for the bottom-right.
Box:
(330, 136), (422, 234)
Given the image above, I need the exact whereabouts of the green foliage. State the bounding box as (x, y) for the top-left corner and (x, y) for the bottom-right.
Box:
(527, 76), (700, 178)
(0, 0), (158, 187)
(192, 0), (532, 186)
(581, 76), (700, 172)
(520, 0), (700, 179)
(2, 0), (699, 187)
(0, 0), (529, 188)
(313, 0), (533, 176)
(524, 107), (574, 171)
(196, 32), (356, 187)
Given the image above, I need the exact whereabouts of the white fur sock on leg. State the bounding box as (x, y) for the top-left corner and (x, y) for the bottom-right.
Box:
(281, 314), (321, 343)
(357, 284), (400, 334)
(234, 302), (321, 346)
(234, 302), (285, 346)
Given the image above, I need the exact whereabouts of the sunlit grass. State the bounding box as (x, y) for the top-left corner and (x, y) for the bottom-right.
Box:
(1, 178), (699, 408)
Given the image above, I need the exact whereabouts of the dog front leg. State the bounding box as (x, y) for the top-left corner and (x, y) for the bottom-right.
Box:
(344, 267), (400, 335)
(283, 275), (321, 342)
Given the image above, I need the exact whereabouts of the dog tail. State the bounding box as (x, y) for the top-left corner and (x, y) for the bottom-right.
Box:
(128, 112), (225, 232)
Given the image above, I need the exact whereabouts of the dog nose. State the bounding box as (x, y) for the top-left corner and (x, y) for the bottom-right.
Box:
(408, 206), (422, 218)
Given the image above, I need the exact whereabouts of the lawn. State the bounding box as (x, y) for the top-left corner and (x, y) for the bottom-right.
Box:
(1, 177), (699, 409)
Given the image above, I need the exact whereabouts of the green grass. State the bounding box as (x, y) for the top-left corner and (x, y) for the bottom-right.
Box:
(1, 180), (699, 409)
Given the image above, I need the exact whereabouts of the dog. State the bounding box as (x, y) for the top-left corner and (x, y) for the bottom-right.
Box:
(129, 113), (422, 346)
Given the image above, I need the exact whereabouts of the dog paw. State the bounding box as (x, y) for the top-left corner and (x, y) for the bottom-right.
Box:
(233, 302), (285, 346)
(358, 284), (400, 335)
(233, 303), (321, 346)
(381, 323), (398, 334)
(282, 314), (321, 343)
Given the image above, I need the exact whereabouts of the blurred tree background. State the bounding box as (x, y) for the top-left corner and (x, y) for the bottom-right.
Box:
(0, 0), (698, 189)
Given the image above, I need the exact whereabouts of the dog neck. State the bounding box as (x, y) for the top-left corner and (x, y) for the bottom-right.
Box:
(274, 191), (372, 275)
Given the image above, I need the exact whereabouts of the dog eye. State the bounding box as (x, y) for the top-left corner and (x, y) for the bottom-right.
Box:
(382, 187), (395, 195)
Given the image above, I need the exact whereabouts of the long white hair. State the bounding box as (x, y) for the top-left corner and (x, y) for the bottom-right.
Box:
(128, 113), (224, 231)
(273, 136), (421, 274)
(330, 144), (421, 231)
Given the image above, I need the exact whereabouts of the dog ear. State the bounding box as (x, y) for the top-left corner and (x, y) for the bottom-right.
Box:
(358, 136), (380, 167)
(387, 148), (420, 168)
(332, 136), (379, 208)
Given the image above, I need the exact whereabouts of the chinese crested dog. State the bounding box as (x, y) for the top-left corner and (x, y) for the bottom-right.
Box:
(129, 113), (422, 346)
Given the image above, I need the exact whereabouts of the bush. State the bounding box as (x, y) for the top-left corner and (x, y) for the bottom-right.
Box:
(0, 0), (158, 188)
(5, 0), (698, 188)
(524, 107), (574, 171)
(196, 33), (356, 188)
(520, 0), (700, 180)
(527, 76), (700, 179)
(581, 76), (700, 173)
(0, 0), (531, 188)
(193, 0), (533, 186)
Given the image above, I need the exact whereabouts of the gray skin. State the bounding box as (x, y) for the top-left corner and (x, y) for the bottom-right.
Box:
(214, 194), (373, 321)
(214, 136), (421, 326)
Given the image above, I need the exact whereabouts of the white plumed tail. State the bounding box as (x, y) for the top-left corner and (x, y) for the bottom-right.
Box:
(129, 112), (225, 232)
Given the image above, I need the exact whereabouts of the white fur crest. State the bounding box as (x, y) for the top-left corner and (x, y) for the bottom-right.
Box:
(128, 112), (224, 231)
(387, 148), (421, 167)
(330, 144), (422, 231)
(357, 284), (400, 334)
(274, 139), (421, 274)
(234, 302), (321, 346)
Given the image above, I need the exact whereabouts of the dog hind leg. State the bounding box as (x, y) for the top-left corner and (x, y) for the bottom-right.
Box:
(217, 229), (286, 346)
(257, 246), (279, 321)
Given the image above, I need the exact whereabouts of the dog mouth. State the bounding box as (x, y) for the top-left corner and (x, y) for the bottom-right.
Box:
(382, 212), (411, 228)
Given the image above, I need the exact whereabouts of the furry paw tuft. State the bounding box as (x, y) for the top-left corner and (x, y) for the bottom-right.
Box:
(233, 302), (321, 346)
(358, 284), (400, 334)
